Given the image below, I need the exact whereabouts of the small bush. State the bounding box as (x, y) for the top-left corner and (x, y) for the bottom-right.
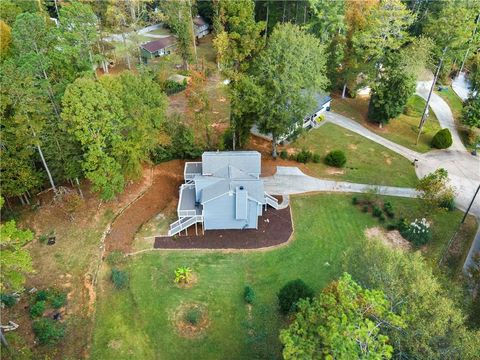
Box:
(35, 290), (49, 302)
(32, 318), (65, 345)
(352, 196), (359, 205)
(50, 291), (67, 309)
(431, 128), (453, 149)
(30, 301), (46, 318)
(111, 268), (129, 289)
(296, 149), (313, 164)
(383, 201), (395, 218)
(440, 195), (455, 211)
(379, 214), (386, 222)
(325, 150), (346, 168)
(278, 279), (314, 315)
(312, 153), (321, 163)
(362, 205), (369, 213)
(279, 150), (288, 160)
(106, 250), (125, 266)
(244, 286), (255, 304)
(372, 206), (382, 217)
(38, 234), (48, 244)
(174, 266), (192, 284)
(163, 79), (187, 95)
(184, 308), (201, 326)
(400, 218), (432, 246)
(0, 294), (16, 308)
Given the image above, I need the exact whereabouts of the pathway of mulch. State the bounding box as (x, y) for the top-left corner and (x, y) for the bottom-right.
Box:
(154, 206), (293, 250)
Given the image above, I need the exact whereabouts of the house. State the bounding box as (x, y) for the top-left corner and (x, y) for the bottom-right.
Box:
(193, 16), (210, 38)
(302, 92), (332, 130)
(140, 36), (176, 62)
(168, 151), (280, 236)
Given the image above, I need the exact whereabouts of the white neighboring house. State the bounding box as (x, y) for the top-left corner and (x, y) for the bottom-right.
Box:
(250, 92), (332, 143)
(193, 16), (210, 38)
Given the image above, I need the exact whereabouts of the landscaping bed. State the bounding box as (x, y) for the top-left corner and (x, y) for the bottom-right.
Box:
(153, 206), (293, 250)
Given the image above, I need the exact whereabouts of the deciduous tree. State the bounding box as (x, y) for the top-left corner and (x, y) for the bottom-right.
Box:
(462, 94), (480, 129)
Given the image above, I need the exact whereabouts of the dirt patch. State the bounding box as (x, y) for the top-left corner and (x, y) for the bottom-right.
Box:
(385, 157), (392, 165)
(83, 274), (96, 316)
(348, 143), (358, 150)
(154, 206), (293, 250)
(173, 303), (209, 338)
(365, 227), (411, 250)
(105, 160), (184, 254)
(326, 167), (345, 175)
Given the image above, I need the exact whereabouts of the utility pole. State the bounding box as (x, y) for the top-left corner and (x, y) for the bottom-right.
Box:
(461, 184), (480, 224)
(416, 46), (447, 145)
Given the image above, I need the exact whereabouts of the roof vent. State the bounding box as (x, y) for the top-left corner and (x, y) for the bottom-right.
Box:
(239, 186), (244, 190)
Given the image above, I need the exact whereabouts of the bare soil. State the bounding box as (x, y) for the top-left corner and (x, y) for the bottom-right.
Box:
(364, 227), (411, 250)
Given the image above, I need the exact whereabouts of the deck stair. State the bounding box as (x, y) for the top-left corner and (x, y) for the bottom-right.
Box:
(168, 215), (203, 236)
(265, 192), (289, 210)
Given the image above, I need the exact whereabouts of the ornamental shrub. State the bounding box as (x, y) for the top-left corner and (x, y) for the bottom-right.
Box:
(278, 279), (314, 315)
(325, 150), (346, 167)
(0, 294), (16, 308)
(362, 205), (369, 213)
(184, 308), (201, 326)
(379, 214), (386, 222)
(440, 195), (455, 211)
(400, 218), (432, 246)
(431, 128), (453, 149)
(32, 318), (65, 345)
(312, 153), (321, 163)
(35, 290), (49, 302)
(296, 149), (313, 163)
(30, 301), (46, 318)
(111, 268), (129, 289)
(50, 291), (67, 309)
(372, 206), (382, 217)
(244, 286), (255, 304)
(352, 196), (359, 205)
(383, 201), (395, 218)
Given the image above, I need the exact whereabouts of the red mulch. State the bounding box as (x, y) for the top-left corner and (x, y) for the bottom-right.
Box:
(154, 206), (293, 250)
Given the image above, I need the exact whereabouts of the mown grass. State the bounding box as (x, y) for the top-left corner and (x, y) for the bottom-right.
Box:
(332, 95), (441, 153)
(293, 123), (419, 187)
(91, 193), (474, 360)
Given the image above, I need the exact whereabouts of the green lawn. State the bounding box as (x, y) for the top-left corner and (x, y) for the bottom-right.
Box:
(91, 193), (474, 360)
(332, 95), (441, 153)
(147, 28), (172, 36)
(292, 123), (419, 187)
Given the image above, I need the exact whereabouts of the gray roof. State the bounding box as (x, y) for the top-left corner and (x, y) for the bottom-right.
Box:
(202, 151), (261, 177)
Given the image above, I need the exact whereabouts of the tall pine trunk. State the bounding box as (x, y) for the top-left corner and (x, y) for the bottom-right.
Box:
(271, 134), (278, 159)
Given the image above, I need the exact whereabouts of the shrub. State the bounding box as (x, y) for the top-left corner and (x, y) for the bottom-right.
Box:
(431, 128), (453, 149)
(0, 294), (16, 308)
(111, 268), (129, 289)
(379, 214), (386, 222)
(50, 291), (67, 309)
(184, 308), (201, 326)
(278, 279), (314, 315)
(372, 206), (382, 217)
(279, 150), (288, 160)
(400, 218), (432, 246)
(296, 149), (313, 164)
(244, 286), (255, 304)
(440, 195), (455, 211)
(38, 234), (48, 244)
(383, 201), (395, 218)
(30, 301), (46, 318)
(163, 79), (187, 95)
(106, 250), (125, 266)
(325, 150), (346, 168)
(174, 266), (192, 284)
(312, 153), (321, 163)
(352, 196), (359, 205)
(35, 290), (49, 302)
(32, 318), (65, 345)
(362, 205), (369, 213)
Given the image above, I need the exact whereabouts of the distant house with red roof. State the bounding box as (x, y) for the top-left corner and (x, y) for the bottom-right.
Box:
(140, 36), (176, 62)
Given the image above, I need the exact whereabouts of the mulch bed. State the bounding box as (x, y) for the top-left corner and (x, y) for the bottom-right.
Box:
(154, 206), (293, 250)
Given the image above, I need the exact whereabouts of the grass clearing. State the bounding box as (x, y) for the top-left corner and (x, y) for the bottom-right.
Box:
(332, 95), (441, 153)
(292, 123), (419, 187)
(92, 193), (473, 359)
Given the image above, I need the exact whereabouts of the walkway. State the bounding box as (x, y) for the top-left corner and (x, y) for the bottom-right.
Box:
(452, 72), (473, 101)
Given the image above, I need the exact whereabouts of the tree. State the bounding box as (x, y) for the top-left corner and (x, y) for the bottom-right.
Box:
(185, 70), (212, 147)
(248, 23), (328, 157)
(277, 279), (314, 315)
(212, 0), (265, 74)
(61, 77), (125, 200)
(468, 53), (480, 92)
(416, 168), (456, 211)
(462, 94), (480, 128)
(344, 240), (480, 360)
(162, 0), (196, 70)
(0, 204), (34, 291)
(280, 273), (403, 359)
(368, 55), (416, 124)
(0, 20), (11, 57)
